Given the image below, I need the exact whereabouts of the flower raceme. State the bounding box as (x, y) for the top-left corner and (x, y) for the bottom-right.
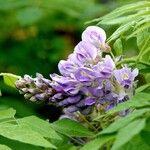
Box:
(15, 26), (138, 119)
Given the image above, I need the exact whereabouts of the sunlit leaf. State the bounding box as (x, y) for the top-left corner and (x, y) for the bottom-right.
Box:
(0, 73), (21, 88)
(0, 123), (56, 149)
(18, 116), (62, 140)
(0, 144), (12, 150)
(111, 119), (146, 150)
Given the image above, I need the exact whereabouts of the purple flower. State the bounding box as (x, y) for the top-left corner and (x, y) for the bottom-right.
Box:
(93, 55), (115, 79)
(50, 73), (81, 95)
(114, 66), (138, 88)
(58, 95), (81, 106)
(84, 97), (96, 106)
(82, 26), (110, 52)
(58, 60), (77, 77)
(82, 26), (106, 46)
(74, 67), (97, 82)
(16, 25), (139, 119)
(74, 41), (98, 65)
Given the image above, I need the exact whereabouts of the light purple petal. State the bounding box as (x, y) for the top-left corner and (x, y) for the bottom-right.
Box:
(82, 26), (106, 47)
(58, 60), (77, 76)
(84, 97), (96, 106)
(74, 67), (96, 82)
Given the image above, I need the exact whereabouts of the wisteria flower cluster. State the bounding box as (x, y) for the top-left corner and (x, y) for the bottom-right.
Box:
(16, 26), (138, 119)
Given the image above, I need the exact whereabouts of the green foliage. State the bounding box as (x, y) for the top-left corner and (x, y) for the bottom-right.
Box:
(113, 38), (123, 56)
(17, 115), (61, 140)
(0, 108), (59, 149)
(52, 118), (94, 137)
(0, 0), (150, 150)
(91, 1), (150, 41)
(80, 135), (115, 150)
(0, 73), (20, 88)
(111, 118), (146, 150)
(0, 144), (12, 150)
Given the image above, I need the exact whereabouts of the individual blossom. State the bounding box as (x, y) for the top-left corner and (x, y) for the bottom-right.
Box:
(58, 60), (77, 77)
(82, 26), (111, 52)
(93, 55), (115, 79)
(114, 66), (138, 88)
(73, 41), (98, 66)
(50, 73), (81, 95)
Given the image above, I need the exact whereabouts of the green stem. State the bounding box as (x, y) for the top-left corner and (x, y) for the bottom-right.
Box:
(139, 60), (150, 67)
(116, 57), (150, 68)
(77, 112), (97, 131)
(116, 58), (136, 66)
(110, 51), (115, 61)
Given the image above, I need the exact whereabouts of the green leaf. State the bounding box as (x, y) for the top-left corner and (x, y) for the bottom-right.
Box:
(0, 135), (43, 150)
(111, 118), (146, 150)
(57, 144), (77, 150)
(140, 130), (150, 146)
(107, 21), (135, 42)
(127, 22), (150, 39)
(0, 144), (12, 150)
(17, 116), (62, 140)
(113, 38), (123, 55)
(137, 30), (150, 52)
(0, 123), (56, 149)
(99, 108), (149, 135)
(51, 119), (94, 137)
(0, 108), (16, 120)
(136, 84), (150, 93)
(119, 135), (150, 150)
(80, 135), (115, 150)
(107, 92), (150, 114)
(99, 11), (150, 26)
(99, 1), (150, 20)
(0, 73), (21, 88)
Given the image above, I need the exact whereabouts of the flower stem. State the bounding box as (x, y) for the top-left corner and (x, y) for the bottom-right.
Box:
(77, 112), (97, 131)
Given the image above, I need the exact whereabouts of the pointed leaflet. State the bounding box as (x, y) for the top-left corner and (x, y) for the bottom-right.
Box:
(0, 123), (56, 149)
(0, 73), (21, 88)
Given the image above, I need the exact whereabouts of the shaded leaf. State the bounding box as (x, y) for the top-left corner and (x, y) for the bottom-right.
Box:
(107, 92), (150, 114)
(99, 108), (149, 135)
(51, 119), (94, 137)
(80, 135), (115, 150)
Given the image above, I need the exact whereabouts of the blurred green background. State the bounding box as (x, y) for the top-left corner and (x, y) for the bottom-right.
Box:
(0, 0), (140, 120)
